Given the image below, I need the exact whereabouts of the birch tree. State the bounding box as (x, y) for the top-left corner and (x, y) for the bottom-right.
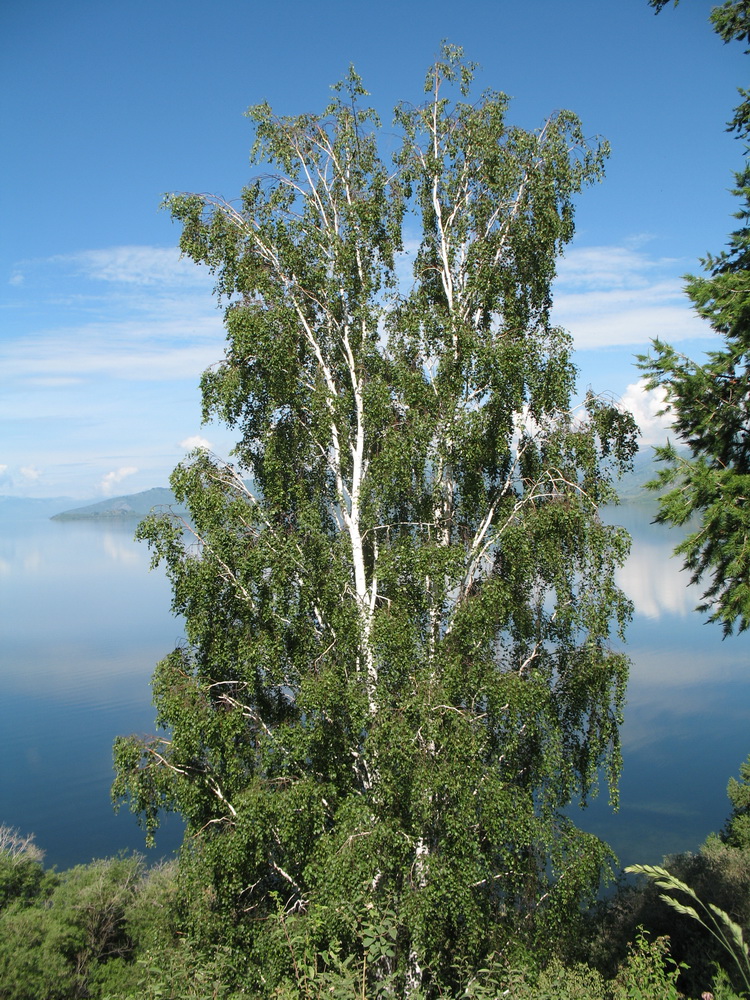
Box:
(114, 46), (637, 996)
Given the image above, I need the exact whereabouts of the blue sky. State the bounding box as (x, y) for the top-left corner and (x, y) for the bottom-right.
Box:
(1, 0), (745, 499)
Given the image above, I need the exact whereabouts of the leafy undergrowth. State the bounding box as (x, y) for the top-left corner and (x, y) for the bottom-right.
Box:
(1, 824), (748, 1000)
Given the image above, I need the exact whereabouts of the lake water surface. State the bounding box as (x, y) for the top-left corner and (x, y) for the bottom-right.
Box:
(1, 503), (749, 871)
(0, 511), (184, 867)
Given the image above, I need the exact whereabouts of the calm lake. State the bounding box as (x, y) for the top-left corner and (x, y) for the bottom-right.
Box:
(1, 501), (749, 872)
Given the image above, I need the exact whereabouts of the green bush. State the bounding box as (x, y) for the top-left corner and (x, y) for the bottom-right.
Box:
(0, 825), (56, 909)
(0, 852), (167, 1000)
(2, 827), (743, 999)
(609, 928), (685, 1000)
(591, 760), (750, 996)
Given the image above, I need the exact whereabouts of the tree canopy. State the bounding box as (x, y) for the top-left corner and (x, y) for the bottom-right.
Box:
(640, 1), (750, 634)
(113, 46), (637, 996)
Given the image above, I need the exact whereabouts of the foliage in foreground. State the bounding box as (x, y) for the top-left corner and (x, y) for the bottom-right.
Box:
(0, 836), (736, 1000)
(625, 864), (750, 997)
(0, 825), (707, 1000)
(0, 829), (177, 1000)
(590, 753), (750, 999)
(10, 753), (750, 1000)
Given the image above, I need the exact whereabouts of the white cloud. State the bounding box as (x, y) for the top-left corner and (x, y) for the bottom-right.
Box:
(9, 271), (24, 287)
(562, 304), (707, 349)
(554, 244), (711, 350)
(1, 245), (224, 390)
(0, 245), (238, 497)
(60, 246), (214, 288)
(180, 435), (212, 451)
(620, 379), (673, 445)
(20, 466), (41, 482)
(1, 313), (222, 387)
(100, 466), (138, 495)
(24, 376), (86, 387)
(556, 244), (679, 290)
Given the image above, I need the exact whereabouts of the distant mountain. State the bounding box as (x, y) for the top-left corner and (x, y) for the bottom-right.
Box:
(0, 495), (78, 520)
(51, 487), (188, 522)
(612, 445), (692, 505)
(612, 449), (663, 504)
(35, 451), (675, 524)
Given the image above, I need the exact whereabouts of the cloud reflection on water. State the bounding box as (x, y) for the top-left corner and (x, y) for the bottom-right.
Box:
(616, 537), (696, 619)
(602, 503), (697, 618)
(102, 531), (141, 565)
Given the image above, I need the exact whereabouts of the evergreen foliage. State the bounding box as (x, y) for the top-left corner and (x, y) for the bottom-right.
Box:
(112, 46), (637, 995)
(725, 753), (750, 848)
(640, 0), (750, 634)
